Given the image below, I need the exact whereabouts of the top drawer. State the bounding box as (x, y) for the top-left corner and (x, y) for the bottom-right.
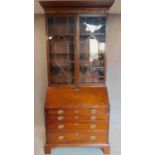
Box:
(46, 108), (109, 115)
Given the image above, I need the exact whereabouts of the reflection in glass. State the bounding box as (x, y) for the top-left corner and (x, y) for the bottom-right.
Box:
(80, 16), (106, 84)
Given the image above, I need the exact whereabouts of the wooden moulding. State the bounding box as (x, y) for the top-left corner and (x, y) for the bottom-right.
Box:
(40, 0), (114, 9)
(40, 0), (114, 14)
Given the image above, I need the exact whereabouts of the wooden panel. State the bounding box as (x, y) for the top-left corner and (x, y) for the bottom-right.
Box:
(44, 8), (109, 15)
(45, 87), (109, 108)
(46, 131), (108, 144)
(46, 108), (109, 115)
(46, 122), (108, 130)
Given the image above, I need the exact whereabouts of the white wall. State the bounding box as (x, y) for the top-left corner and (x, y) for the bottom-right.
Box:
(106, 14), (121, 155)
(34, 14), (47, 126)
(107, 14), (121, 125)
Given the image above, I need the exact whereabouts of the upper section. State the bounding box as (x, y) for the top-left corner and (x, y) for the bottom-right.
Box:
(39, 1), (115, 87)
(45, 86), (109, 109)
(40, 0), (115, 14)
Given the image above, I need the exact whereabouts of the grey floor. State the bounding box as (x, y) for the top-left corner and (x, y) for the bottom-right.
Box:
(34, 123), (120, 155)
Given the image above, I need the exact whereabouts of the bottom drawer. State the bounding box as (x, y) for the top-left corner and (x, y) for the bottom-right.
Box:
(47, 131), (108, 144)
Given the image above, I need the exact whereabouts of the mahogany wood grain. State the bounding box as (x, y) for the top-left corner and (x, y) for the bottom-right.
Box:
(45, 87), (109, 109)
(46, 114), (109, 122)
(44, 8), (109, 15)
(74, 15), (80, 84)
(46, 108), (109, 115)
(46, 122), (108, 130)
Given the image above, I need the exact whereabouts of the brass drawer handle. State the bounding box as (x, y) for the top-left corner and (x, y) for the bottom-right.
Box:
(90, 124), (96, 129)
(57, 116), (64, 121)
(91, 109), (97, 114)
(58, 136), (64, 140)
(57, 110), (64, 115)
(90, 136), (96, 140)
(90, 116), (96, 120)
(58, 124), (64, 129)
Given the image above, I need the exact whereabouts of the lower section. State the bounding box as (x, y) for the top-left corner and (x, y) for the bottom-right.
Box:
(44, 143), (110, 154)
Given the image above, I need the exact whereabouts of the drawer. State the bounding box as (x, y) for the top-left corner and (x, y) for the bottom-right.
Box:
(46, 122), (108, 130)
(46, 131), (108, 144)
(46, 115), (109, 122)
(46, 108), (109, 115)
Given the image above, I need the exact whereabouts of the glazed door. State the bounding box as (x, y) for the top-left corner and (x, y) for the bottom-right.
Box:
(47, 15), (106, 85)
(79, 16), (106, 84)
(47, 16), (75, 84)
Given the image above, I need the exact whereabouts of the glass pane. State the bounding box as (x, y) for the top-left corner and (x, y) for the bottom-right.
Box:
(48, 16), (74, 84)
(79, 16), (106, 84)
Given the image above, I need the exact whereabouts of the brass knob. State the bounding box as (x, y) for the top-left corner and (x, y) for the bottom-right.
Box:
(57, 110), (64, 115)
(91, 109), (97, 114)
(90, 124), (96, 129)
(57, 116), (64, 121)
(58, 136), (64, 140)
(58, 124), (64, 129)
(90, 136), (96, 140)
(90, 116), (96, 120)
(74, 110), (80, 114)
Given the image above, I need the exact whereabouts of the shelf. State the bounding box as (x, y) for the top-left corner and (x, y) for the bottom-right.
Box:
(79, 52), (104, 54)
(50, 53), (74, 55)
(52, 65), (74, 68)
(49, 34), (74, 37)
(80, 66), (104, 68)
(80, 33), (105, 36)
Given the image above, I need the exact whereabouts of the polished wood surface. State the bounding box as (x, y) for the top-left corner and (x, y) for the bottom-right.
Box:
(46, 131), (108, 143)
(44, 87), (110, 154)
(46, 108), (109, 115)
(46, 114), (109, 122)
(45, 87), (109, 108)
(46, 122), (108, 130)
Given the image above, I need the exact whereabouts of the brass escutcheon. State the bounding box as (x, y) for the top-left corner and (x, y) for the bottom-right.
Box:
(58, 136), (64, 140)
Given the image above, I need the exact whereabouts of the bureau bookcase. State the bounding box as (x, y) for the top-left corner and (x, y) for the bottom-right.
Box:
(40, 0), (114, 154)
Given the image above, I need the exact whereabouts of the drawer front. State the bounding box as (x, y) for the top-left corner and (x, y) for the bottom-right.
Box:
(46, 108), (109, 115)
(46, 115), (109, 122)
(47, 122), (108, 130)
(46, 131), (108, 144)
